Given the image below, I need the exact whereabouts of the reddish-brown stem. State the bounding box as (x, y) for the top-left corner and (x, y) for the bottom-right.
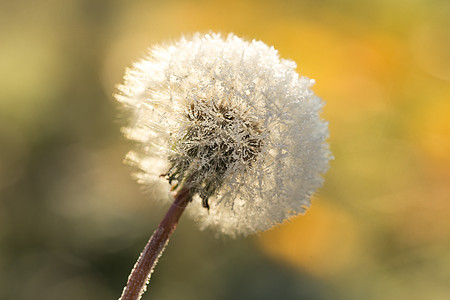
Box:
(120, 187), (192, 300)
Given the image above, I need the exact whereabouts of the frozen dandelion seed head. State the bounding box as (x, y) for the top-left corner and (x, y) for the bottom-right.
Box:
(116, 33), (331, 236)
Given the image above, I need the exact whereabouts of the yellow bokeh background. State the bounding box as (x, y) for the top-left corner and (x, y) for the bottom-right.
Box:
(1, 0), (449, 299)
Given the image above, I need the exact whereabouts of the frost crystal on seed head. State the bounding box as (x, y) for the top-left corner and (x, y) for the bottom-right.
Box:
(165, 99), (264, 210)
(116, 33), (331, 236)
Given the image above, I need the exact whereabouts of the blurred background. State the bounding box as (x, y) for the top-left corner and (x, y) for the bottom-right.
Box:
(1, 0), (449, 299)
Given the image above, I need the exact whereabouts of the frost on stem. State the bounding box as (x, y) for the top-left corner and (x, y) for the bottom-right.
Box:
(119, 186), (191, 300)
(116, 32), (332, 236)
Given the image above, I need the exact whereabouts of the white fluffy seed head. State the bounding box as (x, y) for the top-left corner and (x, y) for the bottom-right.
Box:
(116, 33), (331, 236)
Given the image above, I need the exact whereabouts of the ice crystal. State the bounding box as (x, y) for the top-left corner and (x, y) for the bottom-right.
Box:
(116, 33), (331, 236)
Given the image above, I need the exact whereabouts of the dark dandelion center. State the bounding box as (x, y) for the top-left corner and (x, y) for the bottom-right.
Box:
(165, 100), (264, 210)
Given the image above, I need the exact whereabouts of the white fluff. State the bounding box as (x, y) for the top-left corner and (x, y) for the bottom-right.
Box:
(116, 33), (331, 236)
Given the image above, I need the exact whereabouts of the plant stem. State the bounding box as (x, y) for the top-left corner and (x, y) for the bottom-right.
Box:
(120, 186), (192, 300)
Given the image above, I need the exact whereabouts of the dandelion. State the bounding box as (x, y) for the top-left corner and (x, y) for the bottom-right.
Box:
(115, 32), (331, 299)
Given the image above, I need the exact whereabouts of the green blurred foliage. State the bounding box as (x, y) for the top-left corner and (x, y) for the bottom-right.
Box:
(0, 0), (449, 299)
